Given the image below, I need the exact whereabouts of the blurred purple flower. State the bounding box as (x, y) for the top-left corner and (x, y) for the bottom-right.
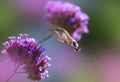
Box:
(45, 1), (89, 41)
(11, 0), (47, 17)
(2, 34), (51, 81)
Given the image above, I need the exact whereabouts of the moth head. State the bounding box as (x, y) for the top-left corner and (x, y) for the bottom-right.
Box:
(71, 40), (81, 52)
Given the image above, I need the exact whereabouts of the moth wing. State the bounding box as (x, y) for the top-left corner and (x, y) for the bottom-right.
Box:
(51, 29), (65, 43)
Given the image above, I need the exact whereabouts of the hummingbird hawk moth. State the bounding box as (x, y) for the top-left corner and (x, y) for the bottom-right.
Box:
(51, 27), (80, 52)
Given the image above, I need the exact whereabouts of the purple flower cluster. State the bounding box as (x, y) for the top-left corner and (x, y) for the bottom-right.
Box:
(45, 1), (89, 41)
(2, 34), (51, 81)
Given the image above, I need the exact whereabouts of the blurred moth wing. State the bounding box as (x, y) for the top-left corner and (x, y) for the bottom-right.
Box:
(51, 27), (80, 52)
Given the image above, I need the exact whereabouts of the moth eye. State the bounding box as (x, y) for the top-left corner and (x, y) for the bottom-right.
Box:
(72, 41), (76, 47)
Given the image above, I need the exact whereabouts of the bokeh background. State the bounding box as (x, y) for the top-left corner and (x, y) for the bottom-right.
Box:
(0, 0), (120, 82)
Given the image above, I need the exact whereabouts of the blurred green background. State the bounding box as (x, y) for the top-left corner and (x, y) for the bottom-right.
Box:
(0, 0), (120, 82)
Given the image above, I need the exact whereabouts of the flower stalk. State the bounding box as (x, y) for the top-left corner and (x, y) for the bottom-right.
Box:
(37, 34), (53, 45)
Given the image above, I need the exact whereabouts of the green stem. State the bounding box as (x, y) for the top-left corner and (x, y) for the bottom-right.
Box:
(37, 34), (53, 45)
(6, 64), (20, 82)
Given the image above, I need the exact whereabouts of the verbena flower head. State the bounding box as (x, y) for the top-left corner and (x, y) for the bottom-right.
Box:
(2, 34), (51, 81)
(45, 1), (89, 41)
(2, 34), (37, 64)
